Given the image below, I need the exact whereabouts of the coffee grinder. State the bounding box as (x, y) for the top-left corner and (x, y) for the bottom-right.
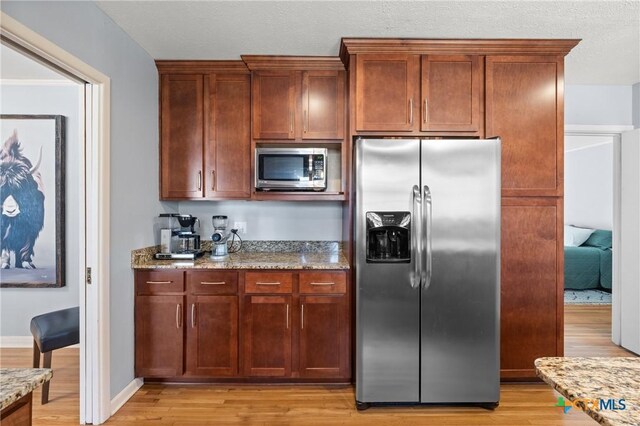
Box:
(210, 215), (230, 260)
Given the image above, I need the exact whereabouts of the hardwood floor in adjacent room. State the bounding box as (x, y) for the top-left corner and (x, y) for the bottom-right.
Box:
(1, 305), (635, 425)
(564, 304), (636, 357)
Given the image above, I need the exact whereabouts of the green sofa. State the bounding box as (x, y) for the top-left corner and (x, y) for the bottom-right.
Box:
(564, 229), (612, 290)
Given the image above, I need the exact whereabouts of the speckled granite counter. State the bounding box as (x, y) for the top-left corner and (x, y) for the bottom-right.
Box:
(131, 241), (350, 270)
(0, 368), (52, 410)
(535, 357), (640, 426)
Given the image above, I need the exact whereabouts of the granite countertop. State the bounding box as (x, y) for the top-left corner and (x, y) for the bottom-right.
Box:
(0, 368), (53, 410)
(131, 240), (350, 270)
(535, 357), (640, 426)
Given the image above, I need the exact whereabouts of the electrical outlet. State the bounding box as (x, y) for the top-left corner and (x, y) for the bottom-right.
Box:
(233, 221), (247, 235)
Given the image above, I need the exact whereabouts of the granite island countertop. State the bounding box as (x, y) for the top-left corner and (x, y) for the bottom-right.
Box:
(535, 357), (640, 426)
(131, 240), (350, 270)
(0, 368), (53, 410)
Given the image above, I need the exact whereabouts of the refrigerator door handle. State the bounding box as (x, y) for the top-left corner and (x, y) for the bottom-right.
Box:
(423, 185), (433, 290)
(411, 185), (422, 289)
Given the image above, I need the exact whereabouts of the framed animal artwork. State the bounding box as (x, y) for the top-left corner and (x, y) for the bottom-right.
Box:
(0, 115), (65, 288)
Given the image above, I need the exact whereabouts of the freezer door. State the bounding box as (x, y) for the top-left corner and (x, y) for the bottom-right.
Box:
(420, 139), (500, 404)
(355, 138), (421, 403)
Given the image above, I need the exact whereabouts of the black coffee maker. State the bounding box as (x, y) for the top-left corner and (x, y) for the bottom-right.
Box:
(365, 211), (411, 262)
(176, 214), (201, 253)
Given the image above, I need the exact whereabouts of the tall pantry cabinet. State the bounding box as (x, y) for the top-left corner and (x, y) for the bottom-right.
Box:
(340, 39), (579, 380)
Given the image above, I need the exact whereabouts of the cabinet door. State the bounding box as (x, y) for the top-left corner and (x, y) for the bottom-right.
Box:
(302, 70), (345, 139)
(355, 54), (419, 132)
(421, 55), (481, 132)
(486, 56), (563, 197)
(186, 295), (238, 376)
(252, 71), (296, 139)
(242, 295), (292, 377)
(135, 295), (184, 377)
(160, 74), (204, 199)
(299, 295), (348, 378)
(205, 74), (251, 198)
(501, 198), (562, 379)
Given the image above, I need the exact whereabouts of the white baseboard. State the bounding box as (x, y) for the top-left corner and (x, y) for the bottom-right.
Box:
(111, 378), (143, 416)
(1, 336), (33, 347)
(1, 335), (80, 349)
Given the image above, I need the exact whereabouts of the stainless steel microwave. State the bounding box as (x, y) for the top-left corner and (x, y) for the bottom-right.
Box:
(255, 147), (327, 191)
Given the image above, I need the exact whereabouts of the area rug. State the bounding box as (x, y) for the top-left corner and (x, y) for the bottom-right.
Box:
(564, 289), (612, 305)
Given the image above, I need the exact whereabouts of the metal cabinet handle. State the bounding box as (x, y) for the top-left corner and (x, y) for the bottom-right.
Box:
(289, 111), (294, 133)
(176, 304), (181, 328)
(409, 98), (413, 125)
(423, 99), (428, 123)
(309, 282), (335, 286)
(423, 185), (433, 290)
(301, 304), (305, 329)
(286, 304), (289, 329)
(411, 185), (422, 289)
(201, 281), (226, 285)
(211, 170), (216, 191)
(191, 304), (196, 328)
(146, 281), (172, 285)
(197, 171), (202, 191)
(303, 110), (308, 132)
(256, 282), (281, 286)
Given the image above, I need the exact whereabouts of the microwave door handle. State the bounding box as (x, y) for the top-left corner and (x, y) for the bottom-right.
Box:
(411, 185), (422, 289)
(422, 185), (433, 290)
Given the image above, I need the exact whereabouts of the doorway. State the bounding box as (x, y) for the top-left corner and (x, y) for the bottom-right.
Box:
(563, 127), (634, 357)
(1, 12), (112, 424)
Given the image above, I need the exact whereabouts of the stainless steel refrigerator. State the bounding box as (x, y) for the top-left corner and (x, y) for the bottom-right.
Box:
(354, 138), (501, 409)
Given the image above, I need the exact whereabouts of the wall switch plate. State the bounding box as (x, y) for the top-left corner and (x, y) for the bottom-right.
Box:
(234, 221), (247, 235)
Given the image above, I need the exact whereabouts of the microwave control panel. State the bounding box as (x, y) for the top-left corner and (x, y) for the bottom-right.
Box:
(313, 155), (325, 180)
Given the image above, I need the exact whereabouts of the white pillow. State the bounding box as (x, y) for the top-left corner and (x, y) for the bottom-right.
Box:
(564, 225), (595, 247)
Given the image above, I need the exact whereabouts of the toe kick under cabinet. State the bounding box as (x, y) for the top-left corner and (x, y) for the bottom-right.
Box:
(134, 269), (350, 382)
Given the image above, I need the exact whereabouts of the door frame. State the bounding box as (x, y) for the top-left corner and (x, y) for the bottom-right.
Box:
(1, 12), (112, 424)
(565, 124), (634, 346)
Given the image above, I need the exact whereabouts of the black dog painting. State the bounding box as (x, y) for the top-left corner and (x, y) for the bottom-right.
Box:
(0, 115), (65, 288)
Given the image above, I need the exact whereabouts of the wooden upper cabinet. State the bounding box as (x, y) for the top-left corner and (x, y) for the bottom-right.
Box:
(135, 295), (184, 378)
(157, 61), (251, 201)
(485, 56), (563, 196)
(252, 71), (296, 140)
(186, 295), (239, 377)
(355, 54), (420, 132)
(302, 71), (345, 139)
(501, 198), (562, 378)
(160, 74), (204, 198)
(421, 55), (482, 132)
(205, 74), (251, 198)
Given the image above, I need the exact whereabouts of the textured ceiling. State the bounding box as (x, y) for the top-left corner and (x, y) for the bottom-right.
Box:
(96, 0), (640, 85)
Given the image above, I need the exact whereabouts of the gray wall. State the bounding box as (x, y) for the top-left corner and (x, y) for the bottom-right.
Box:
(0, 82), (82, 335)
(0, 1), (176, 399)
(178, 201), (343, 241)
(565, 84), (633, 126)
(633, 83), (640, 128)
(564, 138), (613, 230)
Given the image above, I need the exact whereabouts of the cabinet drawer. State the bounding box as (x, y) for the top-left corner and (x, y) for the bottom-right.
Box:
(299, 272), (346, 294)
(136, 270), (185, 294)
(188, 271), (238, 294)
(245, 272), (293, 294)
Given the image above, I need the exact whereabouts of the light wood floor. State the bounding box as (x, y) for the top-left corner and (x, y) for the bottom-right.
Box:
(1, 305), (634, 425)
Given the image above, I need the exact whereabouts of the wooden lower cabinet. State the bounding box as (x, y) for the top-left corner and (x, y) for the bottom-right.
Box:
(299, 295), (348, 378)
(186, 295), (238, 377)
(500, 198), (563, 379)
(135, 294), (184, 377)
(135, 269), (350, 382)
(242, 295), (292, 377)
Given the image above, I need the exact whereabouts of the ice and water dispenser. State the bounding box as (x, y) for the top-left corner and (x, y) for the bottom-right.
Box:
(365, 212), (411, 263)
